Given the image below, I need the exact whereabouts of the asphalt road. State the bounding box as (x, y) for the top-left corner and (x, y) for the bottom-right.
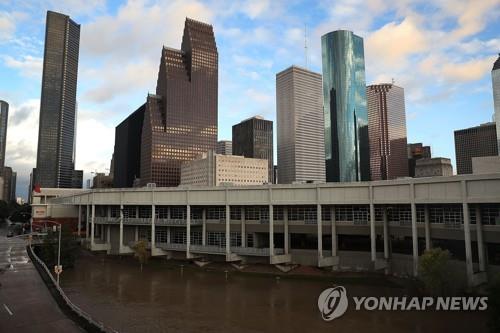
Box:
(0, 226), (84, 332)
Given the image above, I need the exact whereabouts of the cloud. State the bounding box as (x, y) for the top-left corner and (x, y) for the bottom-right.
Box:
(3, 55), (42, 78)
(0, 11), (15, 41)
(241, 0), (270, 19)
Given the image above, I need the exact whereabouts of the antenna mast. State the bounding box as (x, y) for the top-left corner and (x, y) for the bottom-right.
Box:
(304, 23), (308, 69)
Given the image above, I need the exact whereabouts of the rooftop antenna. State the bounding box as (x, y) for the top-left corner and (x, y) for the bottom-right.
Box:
(304, 23), (308, 69)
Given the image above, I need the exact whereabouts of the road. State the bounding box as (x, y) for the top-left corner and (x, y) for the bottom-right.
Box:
(0, 227), (84, 332)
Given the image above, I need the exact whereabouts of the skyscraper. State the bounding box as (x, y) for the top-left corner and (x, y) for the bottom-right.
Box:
(366, 83), (408, 180)
(492, 54), (500, 153)
(35, 11), (81, 188)
(454, 122), (498, 174)
(216, 140), (232, 155)
(276, 66), (325, 184)
(232, 116), (274, 183)
(322, 30), (370, 182)
(0, 100), (8, 171)
(407, 143), (431, 177)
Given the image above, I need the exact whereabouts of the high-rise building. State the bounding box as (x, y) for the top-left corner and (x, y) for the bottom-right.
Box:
(366, 84), (408, 180)
(180, 150), (268, 186)
(216, 140), (232, 155)
(492, 54), (500, 153)
(140, 18), (218, 187)
(0, 100), (8, 170)
(113, 104), (145, 187)
(276, 66), (325, 184)
(408, 143), (431, 177)
(454, 122), (498, 174)
(415, 158), (453, 178)
(322, 30), (370, 182)
(232, 116), (273, 183)
(35, 11), (81, 188)
(2, 166), (14, 201)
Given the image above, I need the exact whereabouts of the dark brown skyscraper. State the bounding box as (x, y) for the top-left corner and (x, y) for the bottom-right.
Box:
(232, 116), (273, 183)
(366, 84), (408, 180)
(454, 122), (498, 174)
(407, 143), (431, 177)
(139, 18), (217, 187)
(35, 11), (81, 188)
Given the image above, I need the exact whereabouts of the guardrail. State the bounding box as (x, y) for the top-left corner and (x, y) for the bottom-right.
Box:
(27, 245), (117, 333)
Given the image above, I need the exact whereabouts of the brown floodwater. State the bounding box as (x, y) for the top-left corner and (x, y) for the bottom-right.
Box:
(61, 255), (488, 333)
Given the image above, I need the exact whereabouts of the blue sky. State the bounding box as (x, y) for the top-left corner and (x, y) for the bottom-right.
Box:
(0, 0), (499, 199)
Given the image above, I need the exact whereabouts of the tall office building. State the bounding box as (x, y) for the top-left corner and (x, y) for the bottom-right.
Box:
(454, 122), (498, 174)
(232, 116), (273, 183)
(216, 140), (232, 155)
(35, 11), (81, 188)
(2, 167), (15, 201)
(276, 66), (325, 184)
(492, 54), (500, 153)
(366, 84), (408, 180)
(408, 143), (431, 177)
(322, 30), (370, 182)
(113, 104), (145, 187)
(0, 100), (8, 170)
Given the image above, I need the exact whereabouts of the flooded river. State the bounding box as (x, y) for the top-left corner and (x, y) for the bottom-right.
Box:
(61, 255), (488, 333)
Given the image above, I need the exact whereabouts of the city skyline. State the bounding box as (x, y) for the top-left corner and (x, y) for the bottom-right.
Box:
(0, 1), (499, 198)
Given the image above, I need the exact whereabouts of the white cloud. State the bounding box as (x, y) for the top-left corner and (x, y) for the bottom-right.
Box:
(0, 12), (15, 41)
(242, 0), (270, 19)
(75, 116), (114, 174)
(3, 55), (42, 78)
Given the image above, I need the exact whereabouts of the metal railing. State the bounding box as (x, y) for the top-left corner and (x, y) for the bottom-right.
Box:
(155, 242), (187, 251)
(94, 217), (120, 224)
(155, 219), (203, 226)
(190, 244), (226, 254)
(28, 245), (117, 333)
(232, 247), (285, 256)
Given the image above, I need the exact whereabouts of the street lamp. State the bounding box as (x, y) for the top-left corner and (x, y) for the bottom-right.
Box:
(52, 224), (62, 286)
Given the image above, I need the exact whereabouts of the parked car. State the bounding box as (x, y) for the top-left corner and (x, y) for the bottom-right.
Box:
(6, 231), (13, 237)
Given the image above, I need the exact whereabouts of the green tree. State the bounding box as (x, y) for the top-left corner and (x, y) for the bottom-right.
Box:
(39, 224), (79, 269)
(131, 240), (150, 272)
(419, 247), (451, 296)
(488, 275), (500, 333)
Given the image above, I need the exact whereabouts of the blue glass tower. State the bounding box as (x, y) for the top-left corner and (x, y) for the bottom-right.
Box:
(322, 30), (370, 182)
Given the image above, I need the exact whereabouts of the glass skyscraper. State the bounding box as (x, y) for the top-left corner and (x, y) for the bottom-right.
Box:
(0, 100), (8, 171)
(35, 11), (81, 188)
(322, 30), (370, 182)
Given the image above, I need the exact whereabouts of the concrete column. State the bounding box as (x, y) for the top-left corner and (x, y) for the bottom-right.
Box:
(134, 226), (138, 242)
(186, 205), (191, 256)
(369, 186), (376, 263)
(284, 207), (289, 255)
(167, 206), (171, 220)
(107, 205), (111, 219)
(77, 205), (82, 238)
(135, 206), (139, 218)
(107, 225), (111, 245)
(86, 205), (90, 239)
(330, 206), (337, 257)
(167, 227), (170, 244)
(151, 204), (156, 249)
(424, 204), (431, 251)
(202, 208), (206, 246)
(383, 206), (389, 260)
(269, 204), (274, 257)
(476, 206), (486, 272)
(317, 204), (323, 260)
(410, 183), (418, 277)
(91, 204), (95, 246)
(119, 203), (124, 250)
(411, 202), (418, 277)
(463, 202), (474, 285)
(225, 205), (230, 254)
(241, 207), (246, 248)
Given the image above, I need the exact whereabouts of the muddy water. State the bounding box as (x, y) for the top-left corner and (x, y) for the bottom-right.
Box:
(61, 256), (488, 333)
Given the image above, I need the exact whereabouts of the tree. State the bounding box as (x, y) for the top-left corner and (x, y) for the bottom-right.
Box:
(488, 275), (500, 332)
(419, 247), (451, 296)
(39, 224), (79, 269)
(131, 240), (150, 272)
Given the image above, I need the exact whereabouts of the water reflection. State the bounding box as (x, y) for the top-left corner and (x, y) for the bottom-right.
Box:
(61, 256), (488, 333)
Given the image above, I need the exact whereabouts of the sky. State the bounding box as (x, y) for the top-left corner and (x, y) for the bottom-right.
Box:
(0, 0), (499, 200)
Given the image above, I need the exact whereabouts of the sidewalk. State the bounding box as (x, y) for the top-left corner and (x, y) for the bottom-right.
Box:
(0, 235), (83, 332)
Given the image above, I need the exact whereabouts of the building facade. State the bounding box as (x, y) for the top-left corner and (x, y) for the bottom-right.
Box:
(47, 174), (500, 288)
(0, 166), (15, 201)
(367, 84), (408, 180)
(216, 140), (232, 155)
(113, 104), (145, 187)
(180, 150), (268, 186)
(35, 11), (81, 188)
(492, 54), (500, 154)
(408, 143), (432, 177)
(415, 158), (453, 178)
(0, 100), (8, 171)
(472, 155), (500, 174)
(454, 122), (498, 174)
(232, 116), (273, 183)
(322, 30), (370, 182)
(139, 19), (218, 187)
(276, 66), (325, 184)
